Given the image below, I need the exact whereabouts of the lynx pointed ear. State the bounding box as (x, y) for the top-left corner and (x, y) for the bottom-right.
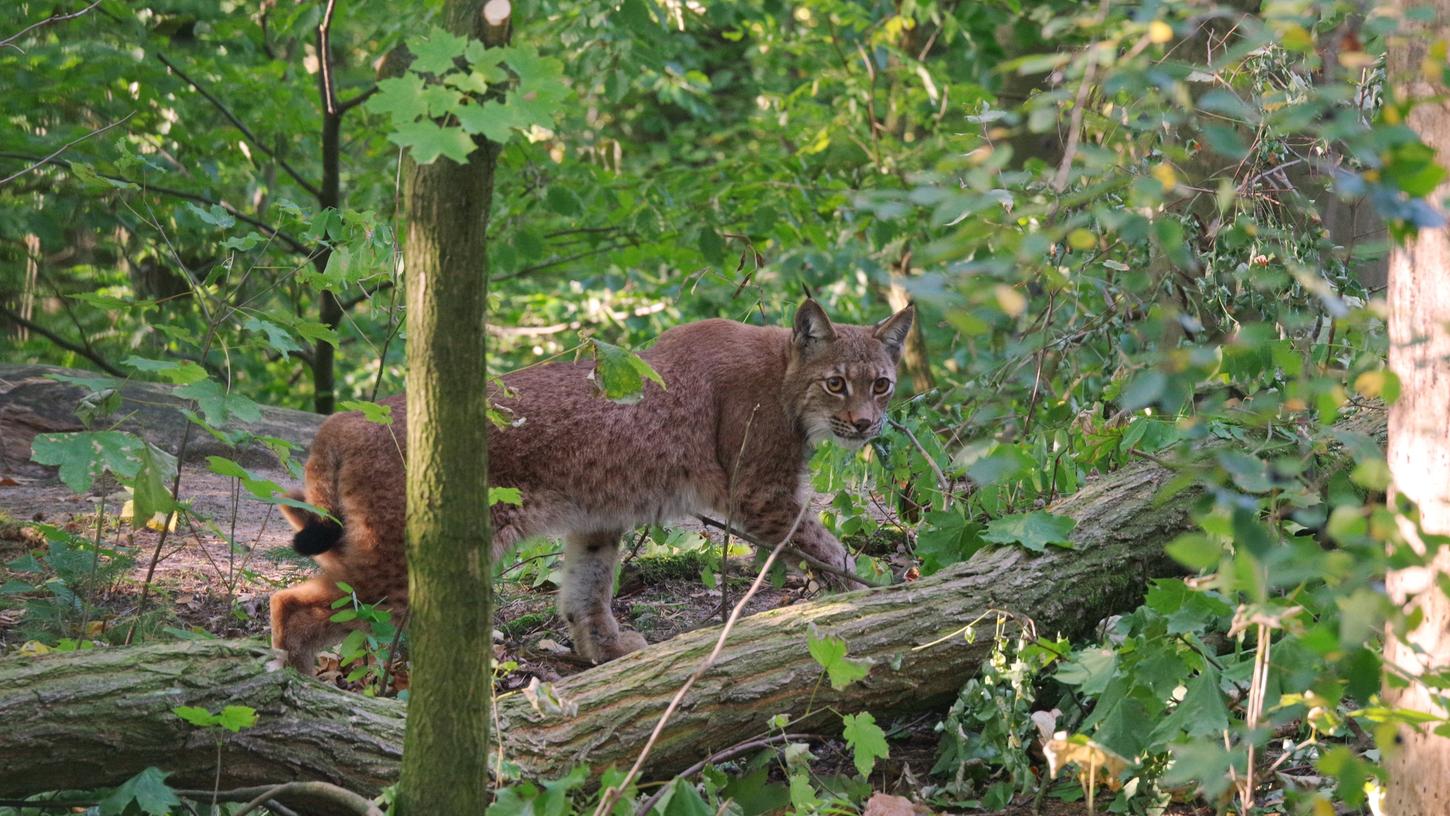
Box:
(793, 298), (836, 353)
(873, 303), (915, 363)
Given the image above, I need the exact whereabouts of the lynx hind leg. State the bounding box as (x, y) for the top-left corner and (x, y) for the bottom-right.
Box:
(559, 530), (647, 663)
(269, 576), (348, 675)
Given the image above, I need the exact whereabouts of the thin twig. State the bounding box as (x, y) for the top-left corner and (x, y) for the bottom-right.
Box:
(720, 405), (761, 623)
(0, 152), (313, 255)
(887, 419), (951, 509)
(155, 54), (321, 198)
(318, 0), (339, 115)
(695, 515), (874, 589)
(0, 113), (134, 187)
(0, 0), (102, 50)
(592, 504), (812, 816)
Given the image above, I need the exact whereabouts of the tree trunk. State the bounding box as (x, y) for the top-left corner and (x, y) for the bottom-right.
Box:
(1383, 1), (1450, 809)
(0, 405), (1383, 797)
(394, 0), (505, 812)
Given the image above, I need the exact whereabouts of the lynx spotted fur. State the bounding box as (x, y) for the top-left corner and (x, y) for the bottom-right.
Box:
(271, 299), (915, 673)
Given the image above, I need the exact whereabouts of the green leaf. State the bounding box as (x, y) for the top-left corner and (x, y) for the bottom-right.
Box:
(338, 400), (394, 426)
(409, 26), (469, 75)
(456, 101), (518, 142)
(538, 765), (588, 816)
(242, 317), (302, 359)
(217, 705), (258, 733)
(1165, 533), (1222, 571)
(31, 431), (146, 493)
(99, 767), (180, 816)
(365, 74), (430, 126)
(489, 486), (523, 507)
(123, 356), (208, 385)
(807, 623), (872, 690)
(662, 778), (712, 816)
(1151, 667), (1231, 741)
(175, 380), (263, 427)
(914, 510), (985, 575)
(591, 340), (666, 404)
(186, 203), (236, 229)
(388, 121), (477, 165)
(841, 712), (889, 778)
(981, 511), (1076, 553)
(131, 444), (175, 523)
(420, 84), (465, 117)
(172, 705), (218, 728)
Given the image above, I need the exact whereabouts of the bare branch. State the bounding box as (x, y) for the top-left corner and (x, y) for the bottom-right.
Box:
(0, 152), (313, 256)
(0, 113), (134, 187)
(0, 0), (102, 51)
(0, 304), (125, 377)
(155, 53), (322, 199)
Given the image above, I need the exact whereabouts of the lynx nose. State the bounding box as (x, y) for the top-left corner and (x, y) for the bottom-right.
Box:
(852, 417), (872, 433)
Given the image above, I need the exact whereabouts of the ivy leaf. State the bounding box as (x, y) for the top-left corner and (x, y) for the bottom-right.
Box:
(982, 511), (1076, 553)
(1150, 667), (1230, 741)
(388, 121), (477, 165)
(841, 712), (889, 778)
(409, 26), (469, 75)
(807, 623), (872, 690)
(31, 431), (145, 493)
(590, 339), (666, 404)
(365, 74), (430, 126)
(914, 509), (985, 575)
(98, 767), (180, 816)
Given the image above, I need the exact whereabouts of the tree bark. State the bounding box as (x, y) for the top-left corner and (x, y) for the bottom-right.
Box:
(1384, 1), (1450, 810)
(395, 0), (504, 812)
(0, 405), (1383, 797)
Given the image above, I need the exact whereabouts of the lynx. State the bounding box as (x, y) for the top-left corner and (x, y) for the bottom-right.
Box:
(271, 298), (915, 673)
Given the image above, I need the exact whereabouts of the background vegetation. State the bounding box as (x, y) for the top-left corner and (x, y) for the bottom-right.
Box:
(2, 0), (1446, 813)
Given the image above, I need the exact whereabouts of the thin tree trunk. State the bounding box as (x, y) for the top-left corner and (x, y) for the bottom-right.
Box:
(1383, 0), (1450, 808)
(0, 406), (1383, 796)
(395, 0), (507, 812)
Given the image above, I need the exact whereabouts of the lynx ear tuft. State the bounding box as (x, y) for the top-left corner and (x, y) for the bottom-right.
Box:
(873, 303), (915, 363)
(793, 298), (836, 353)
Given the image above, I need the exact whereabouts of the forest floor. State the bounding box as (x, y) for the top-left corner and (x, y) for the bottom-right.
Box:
(0, 455), (1213, 815)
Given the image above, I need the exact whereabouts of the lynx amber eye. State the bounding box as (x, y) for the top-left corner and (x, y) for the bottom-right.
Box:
(825, 376), (847, 394)
(873, 377), (893, 395)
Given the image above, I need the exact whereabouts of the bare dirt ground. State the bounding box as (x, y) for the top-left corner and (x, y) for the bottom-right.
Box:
(0, 458), (861, 686)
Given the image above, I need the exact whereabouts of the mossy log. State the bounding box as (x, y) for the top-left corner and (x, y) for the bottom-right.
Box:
(0, 407), (1385, 798)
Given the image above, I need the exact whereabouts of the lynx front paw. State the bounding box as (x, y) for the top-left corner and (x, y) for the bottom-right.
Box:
(577, 628), (648, 664)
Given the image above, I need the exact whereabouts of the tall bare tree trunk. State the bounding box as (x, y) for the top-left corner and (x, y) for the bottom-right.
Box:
(1384, 2), (1450, 810)
(396, 1), (509, 812)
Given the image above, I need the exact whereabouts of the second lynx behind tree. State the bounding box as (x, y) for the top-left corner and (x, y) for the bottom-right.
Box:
(271, 298), (915, 673)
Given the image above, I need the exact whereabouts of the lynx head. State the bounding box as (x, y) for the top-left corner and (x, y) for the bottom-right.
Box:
(784, 298), (916, 449)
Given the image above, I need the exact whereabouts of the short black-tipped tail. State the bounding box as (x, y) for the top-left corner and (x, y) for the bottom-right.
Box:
(293, 518), (343, 556)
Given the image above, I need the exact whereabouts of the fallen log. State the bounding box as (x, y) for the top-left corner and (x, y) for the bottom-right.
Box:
(0, 406), (1386, 798)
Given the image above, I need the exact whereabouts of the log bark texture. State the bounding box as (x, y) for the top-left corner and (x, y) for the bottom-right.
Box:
(0, 407), (1384, 797)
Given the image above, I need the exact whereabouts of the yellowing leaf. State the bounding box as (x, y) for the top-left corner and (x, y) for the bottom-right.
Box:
(18, 640), (52, 656)
(994, 284), (1027, 317)
(1043, 732), (1129, 791)
(1338, 51), (1374, 70)
(1068, 228), (1097, 250)
(1151, 163), (1178, 191)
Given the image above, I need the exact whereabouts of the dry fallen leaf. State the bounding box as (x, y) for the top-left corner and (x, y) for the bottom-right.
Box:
(861, 793), (929, 816)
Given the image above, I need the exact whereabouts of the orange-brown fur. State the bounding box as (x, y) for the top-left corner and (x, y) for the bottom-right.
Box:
(271, 299), (914, 673)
